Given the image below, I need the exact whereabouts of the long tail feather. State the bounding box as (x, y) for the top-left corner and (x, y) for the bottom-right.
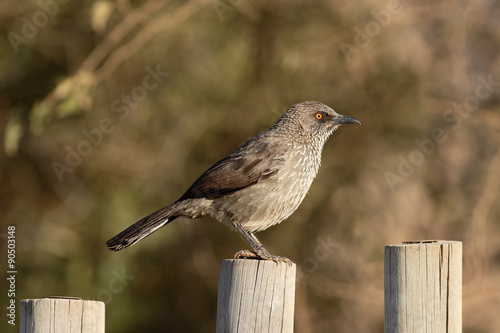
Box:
(106, 206), (179, 251)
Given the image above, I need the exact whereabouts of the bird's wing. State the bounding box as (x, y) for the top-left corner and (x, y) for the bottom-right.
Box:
(178, 146), (285, 200)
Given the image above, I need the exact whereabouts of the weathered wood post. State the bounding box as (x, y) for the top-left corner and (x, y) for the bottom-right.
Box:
(20, 297), (105, 333)
(216, 259), (296, 333)
(384, 240), (462, 333)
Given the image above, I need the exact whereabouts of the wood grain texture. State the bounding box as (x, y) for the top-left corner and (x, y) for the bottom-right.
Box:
(20, 297), (105, 333)
(216, 259), (296, 333)
(384, 240), (462, 333)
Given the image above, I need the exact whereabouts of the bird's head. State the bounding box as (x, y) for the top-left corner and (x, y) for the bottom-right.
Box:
(276, 101), (360, 143)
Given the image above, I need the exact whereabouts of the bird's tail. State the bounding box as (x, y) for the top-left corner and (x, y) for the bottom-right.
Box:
(106, 205), (179, 251)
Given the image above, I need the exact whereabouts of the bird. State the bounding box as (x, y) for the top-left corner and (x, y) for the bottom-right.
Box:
(106, 101), (360, 263)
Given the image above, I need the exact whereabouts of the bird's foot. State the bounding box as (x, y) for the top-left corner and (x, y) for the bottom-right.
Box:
(234, 249), (294, 266)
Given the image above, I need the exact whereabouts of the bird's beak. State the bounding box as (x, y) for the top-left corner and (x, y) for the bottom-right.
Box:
(333, 114), (361, 125)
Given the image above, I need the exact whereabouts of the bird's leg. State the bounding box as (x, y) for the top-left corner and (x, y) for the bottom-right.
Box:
(233, 223), (294, 265)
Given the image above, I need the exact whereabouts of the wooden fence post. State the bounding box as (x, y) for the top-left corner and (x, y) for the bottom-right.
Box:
(384, 240), (462, 333)
(20, 297), (105, 333)
(216, 259), (296, 333)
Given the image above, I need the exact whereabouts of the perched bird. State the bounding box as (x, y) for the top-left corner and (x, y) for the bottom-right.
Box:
(106, 101), (360, 263)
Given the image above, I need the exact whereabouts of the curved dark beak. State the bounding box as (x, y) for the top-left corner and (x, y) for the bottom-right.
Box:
(333, 114), (361, 125)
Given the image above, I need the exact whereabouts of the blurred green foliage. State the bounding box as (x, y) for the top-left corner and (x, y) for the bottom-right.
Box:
(1, 0), (499, 332)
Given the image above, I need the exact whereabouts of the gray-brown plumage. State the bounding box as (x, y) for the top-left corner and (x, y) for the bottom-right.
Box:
(106, 101), (360, 263)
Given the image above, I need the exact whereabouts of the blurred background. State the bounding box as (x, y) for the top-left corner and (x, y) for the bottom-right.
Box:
(1, 0), (499, 332)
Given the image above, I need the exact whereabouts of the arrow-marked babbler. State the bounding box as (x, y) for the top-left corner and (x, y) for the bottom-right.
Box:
(106, 101), (360, 263)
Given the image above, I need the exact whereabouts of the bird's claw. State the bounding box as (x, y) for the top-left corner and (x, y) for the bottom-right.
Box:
(234, 249), (295, 266)
(234, 249), (259, 260)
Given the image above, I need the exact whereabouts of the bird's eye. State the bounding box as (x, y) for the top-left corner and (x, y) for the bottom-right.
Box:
(315, 113), (323, 120)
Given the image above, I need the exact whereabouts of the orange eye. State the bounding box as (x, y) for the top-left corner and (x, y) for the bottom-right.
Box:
(315, 113), (323, 120)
